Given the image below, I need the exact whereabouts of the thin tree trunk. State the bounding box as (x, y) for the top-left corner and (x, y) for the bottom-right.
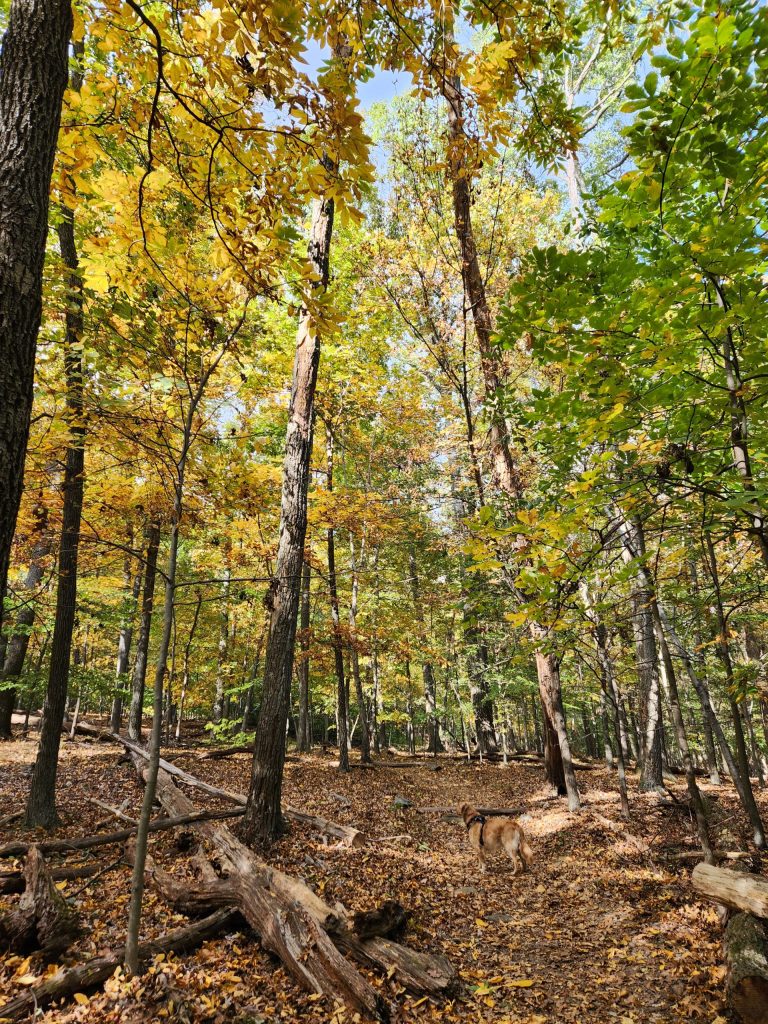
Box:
(212, 567), (231, 724)
(703, 532), (765, 848)
(128, 522), (161, 742)
(24, 183), (85, 829)
(1, 506), (52, 738)
(619, 517), (664, 790)
(297, 558), (312, 752)
(111, 534), (141, 733)
(325, 431), (349, 772)
(176, 588), (202, 743)
(348, 533), (371, 763)
(533, 643), (580, 811)
(0, 0), (72, 627)
(243, 183), (334, 845)
(408, 548), (442, 754)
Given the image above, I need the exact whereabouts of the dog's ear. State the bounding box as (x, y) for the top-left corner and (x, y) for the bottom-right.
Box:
(458, 802), (469, 817)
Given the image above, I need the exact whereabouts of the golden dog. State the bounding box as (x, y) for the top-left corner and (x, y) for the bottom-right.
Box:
(459, 802), (533, 874)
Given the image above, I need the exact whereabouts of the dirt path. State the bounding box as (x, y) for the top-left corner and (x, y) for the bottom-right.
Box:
(0, 739), (750, 1023)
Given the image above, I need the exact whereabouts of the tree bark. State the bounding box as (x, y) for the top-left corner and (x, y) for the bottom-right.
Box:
(619, 517), (664, 791)
(212, 566), (231, 724)
(0, 845), (80, 957)
(243, 186), (334, 844)
(24, 189), (85, 830)
(348, 532), (371, 763)
(534, 645), (580, 810)
(0, 0), (72, 627)
(408, 548), (442, 753)
(326, 430), (349, 771)
(693, 863), (768, 918)
(111, 532), (141, 732)
(723, 912), (768, 1024)
(128, 521), (161, 741)
(0, 505), (53, 738)
(297, 558), (312, 751)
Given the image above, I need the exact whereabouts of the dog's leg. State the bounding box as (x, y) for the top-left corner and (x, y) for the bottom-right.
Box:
(503, 833), (521, 875)
(476, 849), (487, 873)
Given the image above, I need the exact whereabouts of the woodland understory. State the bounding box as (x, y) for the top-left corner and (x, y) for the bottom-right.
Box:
(0, 736), (756, 1024)
(3, 0), (768, 1021)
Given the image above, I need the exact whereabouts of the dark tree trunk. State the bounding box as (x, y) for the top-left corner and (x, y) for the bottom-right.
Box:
(243, 186), (334, 845)
(1, 505), (52, 738)
(127, 521), (160, 742)
(25, 198), (84, 830)
(535, 647), (580, 809)
(0, 0), (72, 628)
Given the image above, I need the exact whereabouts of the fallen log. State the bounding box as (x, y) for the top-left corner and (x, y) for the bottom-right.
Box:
(0, 861), (107, 896)
(145, 767), (387, 1019)
(724, 912), (768, 1024)
(0, 806), (245, 859)
(143, 764), (454, 1009)
(0, 907), (239, 1022)
(693, 863), (768, 918)
(353, 900), (407, 940)
(0, 846), (80, 957)
(119, 735), (365, 847)
(197, 744), (253, 759)
(663, 850), (753, 863)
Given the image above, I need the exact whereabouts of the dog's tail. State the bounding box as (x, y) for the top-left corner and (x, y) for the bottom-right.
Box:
(520, 832), (534, 870)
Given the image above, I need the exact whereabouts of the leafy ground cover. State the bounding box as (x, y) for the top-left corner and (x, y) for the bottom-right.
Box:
(0, 737), (749, 1024)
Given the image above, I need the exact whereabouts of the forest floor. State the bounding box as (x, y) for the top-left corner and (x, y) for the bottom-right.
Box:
(0, 735), (758, 1024)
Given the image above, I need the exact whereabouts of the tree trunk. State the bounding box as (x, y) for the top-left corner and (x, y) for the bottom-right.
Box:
(441, 70), (521, 498)
(128, 521), (161, 742)
(724, 913), (768, 1024)
(693, 863), (768, 918)
(111, 533), (141, 732)
(534, 646), (580, 811)
(297, 558), (312, 751)
(124, 512), (181, 974)
(0, 0), (72, 627)
(326, 430), (349, 772)
(243, 185), (334, 845)
(704, 532), (766, 849)
(348, 533), (371, 763)
(25, 195), (85, 830)
(1, 506), (53, 738)
(408, 548), (442, 753)
(212, 566), (230, 723)
(620, 518), (664, 791)
(176, 587), (202, 742)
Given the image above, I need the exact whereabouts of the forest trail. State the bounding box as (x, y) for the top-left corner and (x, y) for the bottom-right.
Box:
(0, 738), (745, 1024)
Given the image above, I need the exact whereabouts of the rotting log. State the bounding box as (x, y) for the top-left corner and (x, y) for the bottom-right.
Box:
(119, 735), (365, 847)
(724, 913), (768, 1024)
(693, 863), (768, 918)
(0, 907), (239, 1021)
(0, 846), (80, 956)
(142, 764), (455, 1007)
(353, 900), (407, 940)
(148, 766), (387, 1019)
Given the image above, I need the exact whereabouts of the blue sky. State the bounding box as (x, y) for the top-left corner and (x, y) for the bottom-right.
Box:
(302, 39), (413, 110)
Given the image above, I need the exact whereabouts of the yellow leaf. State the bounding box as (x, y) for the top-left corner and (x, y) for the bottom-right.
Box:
(508, 979), (535, 988)
(73, 993), (90, 1005)
(475, 917), (488, 928)
(17, 975), (38, 986)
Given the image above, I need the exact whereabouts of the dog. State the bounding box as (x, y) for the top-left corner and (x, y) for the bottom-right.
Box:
(459, 802), (533, 875)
